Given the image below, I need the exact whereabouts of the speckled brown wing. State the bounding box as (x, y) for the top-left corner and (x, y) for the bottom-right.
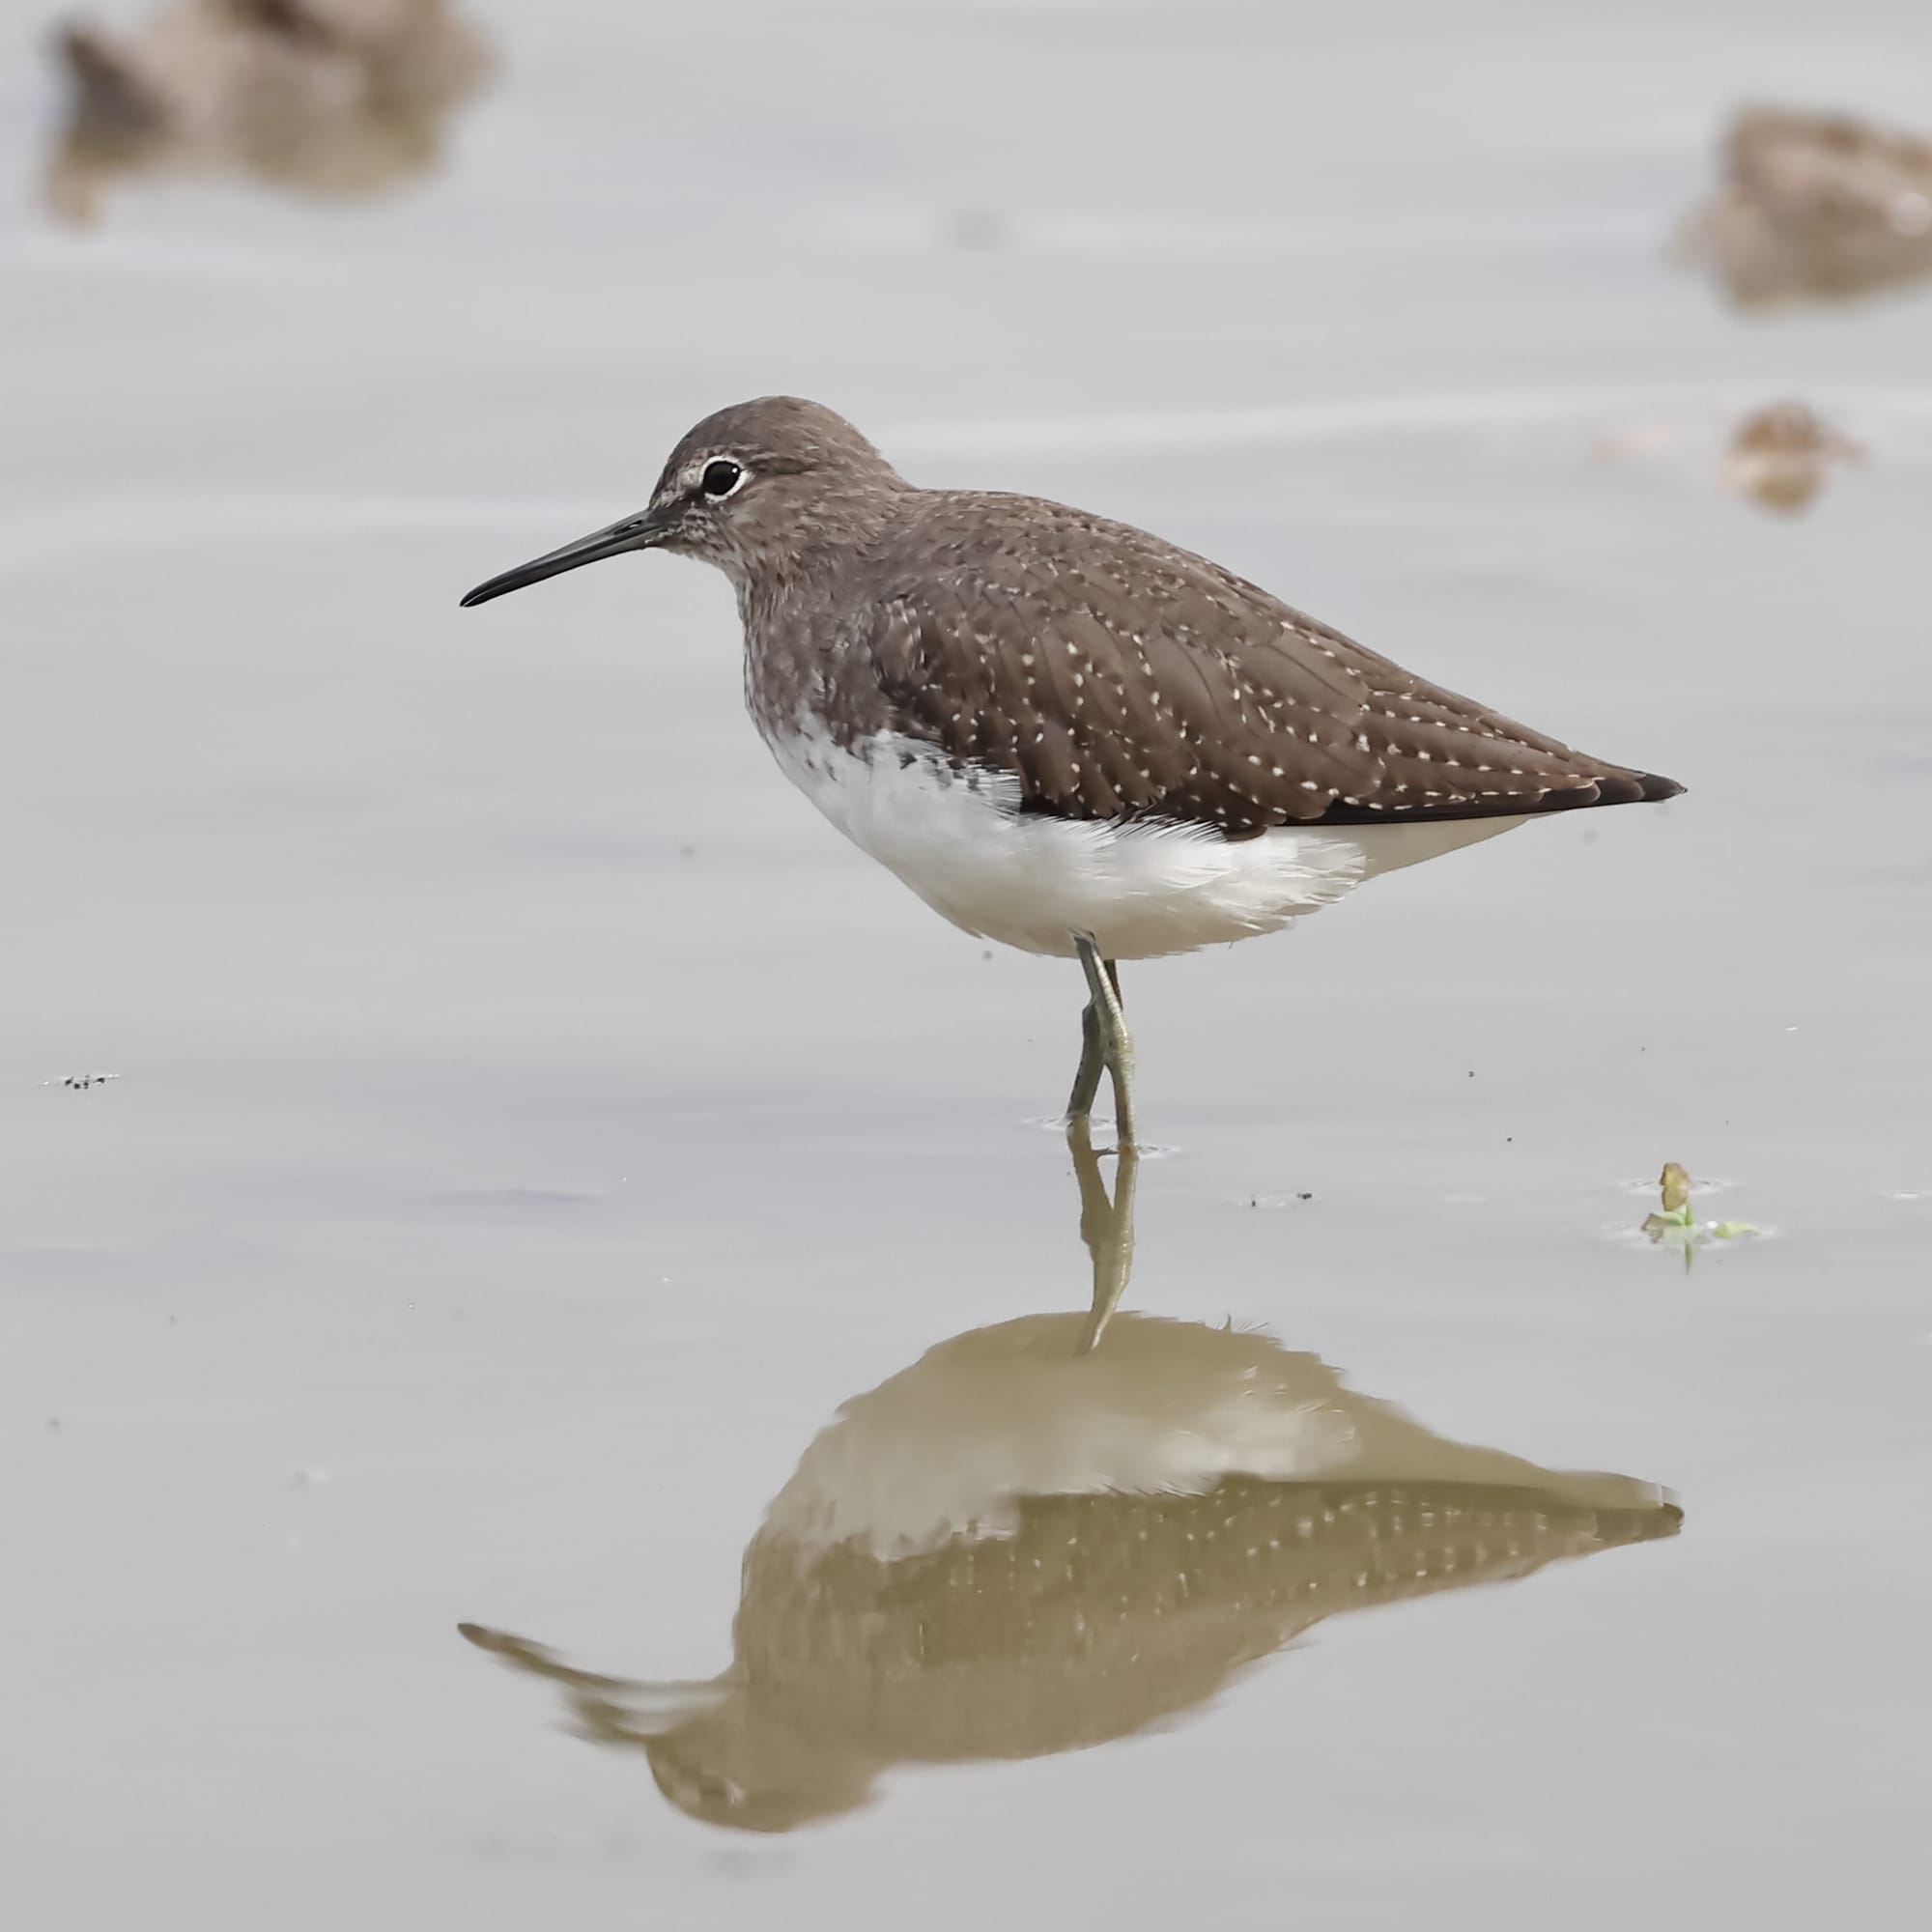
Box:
(732, 1477), (1681, 1765)
(854, 495), (1682, 836)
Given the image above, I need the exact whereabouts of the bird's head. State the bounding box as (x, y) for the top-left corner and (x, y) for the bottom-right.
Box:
(459, 395), (905, 607)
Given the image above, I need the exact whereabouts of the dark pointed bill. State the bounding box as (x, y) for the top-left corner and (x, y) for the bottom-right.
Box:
(459, 505), (672, 608)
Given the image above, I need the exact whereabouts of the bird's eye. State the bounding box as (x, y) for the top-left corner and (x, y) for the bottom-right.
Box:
(699, 459), (744, 499)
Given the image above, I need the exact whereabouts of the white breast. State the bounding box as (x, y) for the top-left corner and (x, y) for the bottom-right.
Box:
(766, 721), (1523, 961)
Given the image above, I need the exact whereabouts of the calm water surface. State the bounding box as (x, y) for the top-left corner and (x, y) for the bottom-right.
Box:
(4, 2), (1929, 1926)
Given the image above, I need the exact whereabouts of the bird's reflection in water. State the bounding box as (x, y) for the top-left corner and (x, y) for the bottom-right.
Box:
(462, 1129), (1680, 1833)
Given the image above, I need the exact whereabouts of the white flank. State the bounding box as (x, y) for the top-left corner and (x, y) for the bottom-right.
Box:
(768, 721), (1524, 960)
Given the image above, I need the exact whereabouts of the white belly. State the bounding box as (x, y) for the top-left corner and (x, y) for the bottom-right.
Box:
(768, 724), (1522, 960)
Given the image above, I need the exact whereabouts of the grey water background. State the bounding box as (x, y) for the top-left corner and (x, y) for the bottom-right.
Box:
(4, 1), (1930, 1925)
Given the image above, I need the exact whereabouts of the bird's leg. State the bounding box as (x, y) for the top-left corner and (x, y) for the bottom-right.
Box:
(1069, 932), (1136, 1151)
(1065, 998), (1104, 1124)
(1069, 1112), (1140, 1354)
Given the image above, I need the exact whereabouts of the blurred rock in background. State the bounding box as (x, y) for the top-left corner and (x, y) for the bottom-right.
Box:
(1677, 105), (1932, 307)
(1720, 400), (1863, 515)
(1677, 104), (1932, 307)
(44, 0), (491, 223)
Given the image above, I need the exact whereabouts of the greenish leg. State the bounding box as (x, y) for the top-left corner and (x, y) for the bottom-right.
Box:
(1065, 998), (1104, 1123)
(1069, 933), (1136, 1151)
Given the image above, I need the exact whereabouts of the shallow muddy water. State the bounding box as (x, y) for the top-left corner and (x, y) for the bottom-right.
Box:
(4, 2), (1930, 1926)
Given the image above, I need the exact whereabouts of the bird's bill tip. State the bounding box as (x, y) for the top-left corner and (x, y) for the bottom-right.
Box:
(458, 508), (668, 610)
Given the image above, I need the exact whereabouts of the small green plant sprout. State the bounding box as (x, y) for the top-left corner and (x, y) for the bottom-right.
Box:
(1642, 1161), (1760, 1268)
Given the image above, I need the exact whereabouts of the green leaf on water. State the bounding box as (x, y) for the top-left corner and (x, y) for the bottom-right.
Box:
(1640, 1162), (1759, 1260)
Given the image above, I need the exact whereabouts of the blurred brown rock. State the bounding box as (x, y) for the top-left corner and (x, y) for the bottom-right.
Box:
(1721, 401), (1863, 515)
(45, 0), (491, 223)
(1678, 105), (1932, 308)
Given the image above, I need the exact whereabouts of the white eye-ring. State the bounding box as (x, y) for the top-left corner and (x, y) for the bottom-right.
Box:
(698, 458), (747, 500)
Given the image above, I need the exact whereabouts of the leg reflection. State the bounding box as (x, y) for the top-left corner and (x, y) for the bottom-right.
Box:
(1069, 1113), (1139, 1355)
